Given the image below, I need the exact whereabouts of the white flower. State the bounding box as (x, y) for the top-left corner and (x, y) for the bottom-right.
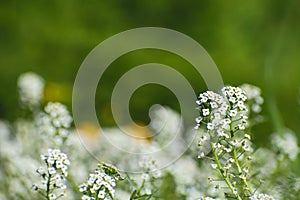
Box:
(252, 104), (262, 113)
(98, 190), (105, 198)
(35, 102), (73, 147)
(250, 193), (275, 200)
(195, 86), (254, 198)
(229, 96), (236, 103)
(198, 152), (205, 158)
(224, 163), (231, 170)
(210, 164), (218, 169)
(18, 72), (44, 107)
(33, 148), (70, 199)
(207, 123), (215, 130)
(238, 124), (245, 130)
(48, 167), (56, 175)
(202, 109), (210, 116)
(82, 195), (92, 200)
(45, 102), (73, 129)
(245, 134), (251, 140)
(240, 84), (264, 114)
(196, 116), (203, 123)
(210, 102), (218, 108)
(271, 129), (300, 160)
(79, 163), (121, 200)
(49, 193), (56, 200)
(240, 84), (261, 100)
(239, 174), (246, 180)
(201, 197), (216, 200)
(229, 109), (237, 117)
(231, 139), (238, 147)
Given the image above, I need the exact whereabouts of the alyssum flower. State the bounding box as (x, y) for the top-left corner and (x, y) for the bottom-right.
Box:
(36, 102), (73, 147)
(18, 72), (45, 109)
(195, 86), (263, 199)
(32, 149), (70, 200)
(79, 163), (123, 200)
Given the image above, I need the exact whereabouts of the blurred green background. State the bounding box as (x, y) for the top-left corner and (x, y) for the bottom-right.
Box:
(0, 0), (300, 143)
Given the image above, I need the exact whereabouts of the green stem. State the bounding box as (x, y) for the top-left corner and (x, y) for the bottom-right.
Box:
(46, 172), (52, 200)
(229, 116), (253, 196)
(137, 179), (146, 196)
(233, 147), (253, 195)
(212, 145), (242, 200)
(229, 115), (253, 197)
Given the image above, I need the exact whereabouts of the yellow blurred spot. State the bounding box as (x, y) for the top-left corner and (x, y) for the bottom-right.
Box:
(124, 121), (153, 142)
(77, 121), (101, 142)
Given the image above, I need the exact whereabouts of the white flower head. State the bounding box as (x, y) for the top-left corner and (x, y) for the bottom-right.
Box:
(250, 193), (275, 200)
(33, 149), (70, 199)
(79, 163), (122, 200)
(271, 129), (300, 161)
(18, 72), (44, 108)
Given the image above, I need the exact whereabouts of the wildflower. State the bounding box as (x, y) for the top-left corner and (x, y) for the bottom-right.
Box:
(33, 149), (70, 199)
(245, 134), (251, 140)
(79, 163), (122, 200)
(207, 123), (215, 130)
(18, 72), (44, 109)
(229, 109), (237, 117)
(224, 163), (231, 170)
(211, 164), (218, 169)
(240, 84), (264, 115)
(250, 193), (275, 200)
(36, 102), (73, 147)
(202, 109), (210, 116)
(198, 152), (205, 158)
(271, 129), (300, 161)
(44, 102), (73, 129)
(200, 197), (216, 200)
(195, 86), (254, 199)
(128, 156), (162, 199)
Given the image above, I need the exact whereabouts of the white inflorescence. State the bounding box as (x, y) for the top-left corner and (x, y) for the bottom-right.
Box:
(79, 163), (122, 200)
(36, 102), (73, 146)
(33, 149), (70, 198)
(195, 86), (248, 133)
(250, 193), (275, 200)
(44, 102), (73, 129)
(240, 84), (264, 114)
(195, 86), (254, 198)
(40, 149), (70, 176)
(18, 72), (45, 108)
(139, 156), (161, 179)
(271, 129), (300, 161)
(200, 197), (216, 200)
(137, 156), (162, 196)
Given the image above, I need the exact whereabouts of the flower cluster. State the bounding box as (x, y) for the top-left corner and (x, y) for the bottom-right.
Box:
(195, 86), (254, 199)
(200, 197), (216, 200)
(44, 102), (73, 129)
(3, 72), (300, 200)
(18, 72), (45, 109)
(271, 129), (300, 161)
(250, 193), (275, 200)
(33, 149), (70, 200)
(195, 86), (248, 132)
(129, 156), (162, 199)
(240, 84), (264, 114)
(168, 156), (205, 199)
(36, 102), (73, 147)
(79, 163), (123, 200)
(139, 156), (161, 181)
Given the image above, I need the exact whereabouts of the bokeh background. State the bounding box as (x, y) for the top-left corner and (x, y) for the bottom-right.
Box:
(1, 0), (300, 146)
